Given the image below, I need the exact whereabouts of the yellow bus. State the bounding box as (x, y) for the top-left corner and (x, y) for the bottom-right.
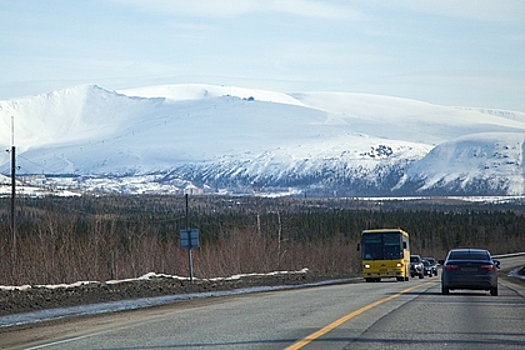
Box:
(357, 228), (410, 282)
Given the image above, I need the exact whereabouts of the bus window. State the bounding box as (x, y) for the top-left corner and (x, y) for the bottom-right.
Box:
(364, 244), (382, 260)
(362, 234), (382, 260)
(384, 234), (402, 259)
(362, 233), (402, 260)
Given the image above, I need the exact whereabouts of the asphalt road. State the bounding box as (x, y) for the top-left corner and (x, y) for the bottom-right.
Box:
(4, 256), (524, 350)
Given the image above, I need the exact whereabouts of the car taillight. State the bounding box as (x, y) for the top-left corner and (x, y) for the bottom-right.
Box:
(444, 264), (459, 271)
(480, 265), (495, 271)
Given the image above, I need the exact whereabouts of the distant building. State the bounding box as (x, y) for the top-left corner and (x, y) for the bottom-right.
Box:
(184, 185), (203, 195)
(20, 174), (46, 185)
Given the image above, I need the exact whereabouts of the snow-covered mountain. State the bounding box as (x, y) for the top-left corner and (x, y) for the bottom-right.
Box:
(1, 84), (524, 196)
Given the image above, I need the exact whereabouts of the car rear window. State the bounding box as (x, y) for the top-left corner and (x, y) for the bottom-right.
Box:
(448, 251), (489, 261)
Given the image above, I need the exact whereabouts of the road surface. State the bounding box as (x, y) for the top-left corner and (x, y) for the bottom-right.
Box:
(2, 256), (524, 350)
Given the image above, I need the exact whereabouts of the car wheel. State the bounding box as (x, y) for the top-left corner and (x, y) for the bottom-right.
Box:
(442, 285), (449, 295)
(490, 286), (498, 296)
(405, 276), (409, 281)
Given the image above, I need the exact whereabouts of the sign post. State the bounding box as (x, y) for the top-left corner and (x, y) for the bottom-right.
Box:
(180, 228), (199, 282)
(180, 194), (199, 282)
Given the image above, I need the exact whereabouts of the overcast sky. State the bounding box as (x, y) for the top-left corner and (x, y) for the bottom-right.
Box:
(1, 0), (524, 111)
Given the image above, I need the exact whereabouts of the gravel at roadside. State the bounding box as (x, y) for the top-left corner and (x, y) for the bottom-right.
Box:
(2, 266), (523, 321)
(0, 271), (350, 318)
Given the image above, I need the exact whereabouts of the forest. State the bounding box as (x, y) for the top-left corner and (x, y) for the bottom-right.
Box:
(1, 195), (524, 285)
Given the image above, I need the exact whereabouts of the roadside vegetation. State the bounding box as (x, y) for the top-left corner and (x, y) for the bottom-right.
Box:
(1, 195), (524, 285)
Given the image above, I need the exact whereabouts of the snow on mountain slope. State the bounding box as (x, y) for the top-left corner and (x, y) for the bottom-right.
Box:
(398, 133), (525, 195)
(1, 85), (431, 175)
(1, 84), (525, 196)
(120, 84), (305, 106)
(1, 95), (362, 174)
(292, 92), (525, 145)
(0, 85), (164, 155)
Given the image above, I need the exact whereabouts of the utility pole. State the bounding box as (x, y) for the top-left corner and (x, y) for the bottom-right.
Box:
(276, 209), (281, 268)
(185, 193), (194, 282)
(10, 116), (16, 266)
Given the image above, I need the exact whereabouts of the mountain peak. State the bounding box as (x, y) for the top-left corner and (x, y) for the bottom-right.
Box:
(119, 83), (304, 106)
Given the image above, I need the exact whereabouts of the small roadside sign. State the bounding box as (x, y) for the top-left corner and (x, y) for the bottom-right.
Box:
(180, 229), (199, 249)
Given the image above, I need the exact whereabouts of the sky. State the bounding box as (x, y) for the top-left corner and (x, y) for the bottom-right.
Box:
(1, 0), (524, 111)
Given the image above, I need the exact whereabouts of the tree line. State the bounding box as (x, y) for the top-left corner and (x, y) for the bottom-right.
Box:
(0, 195), (523, 285)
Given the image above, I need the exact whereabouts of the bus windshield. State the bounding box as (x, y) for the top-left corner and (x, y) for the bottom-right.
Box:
(362, 232), (403, 260)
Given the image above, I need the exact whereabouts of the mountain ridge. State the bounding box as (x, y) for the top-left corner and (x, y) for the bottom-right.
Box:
(1, 84), (524, 196)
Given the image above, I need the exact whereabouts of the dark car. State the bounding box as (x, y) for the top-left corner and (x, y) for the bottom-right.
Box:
(422, 259), (437, 277)
(410, 254), (425, 279)
(439, 248), (500, 296)
(423, 257), (438, 276)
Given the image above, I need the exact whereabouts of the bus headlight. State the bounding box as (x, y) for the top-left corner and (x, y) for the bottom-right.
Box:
(396, 263), (403, 267)
(364, 264), (371, 269)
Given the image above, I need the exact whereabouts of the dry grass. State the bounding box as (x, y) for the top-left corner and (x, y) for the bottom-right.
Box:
(0, 214), (359, 285)
(1, 195), (523, 286)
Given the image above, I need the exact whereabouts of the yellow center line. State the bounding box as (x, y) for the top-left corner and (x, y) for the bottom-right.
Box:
(285, 281), (435, 350)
